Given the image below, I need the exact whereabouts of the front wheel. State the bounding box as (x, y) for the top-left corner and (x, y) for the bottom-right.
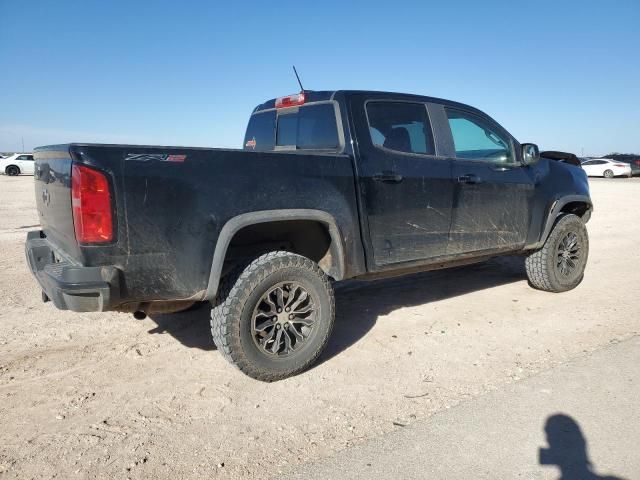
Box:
(525, 214), (589, 293)
(6, 165), (20, 176)
(210, 251), (335, 381)
(603, 169), (614, 178)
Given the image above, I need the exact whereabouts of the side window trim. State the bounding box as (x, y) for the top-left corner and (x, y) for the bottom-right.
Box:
(364, 99), (437, 158)
(445, 107), (517, 165)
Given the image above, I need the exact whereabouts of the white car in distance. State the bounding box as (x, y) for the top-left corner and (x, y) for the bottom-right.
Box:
(0, 153), (36, 176)
(580, 158), (632, 178)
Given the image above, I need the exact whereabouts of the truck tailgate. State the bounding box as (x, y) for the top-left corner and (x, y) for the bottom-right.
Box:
(33, 145), (78, 260)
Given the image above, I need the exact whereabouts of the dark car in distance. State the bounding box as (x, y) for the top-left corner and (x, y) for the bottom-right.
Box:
(26, 90), (592, 381)
(605, 155), (640, 176)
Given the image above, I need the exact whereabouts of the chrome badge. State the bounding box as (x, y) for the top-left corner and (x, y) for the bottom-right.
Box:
(41, 188), (51, 206)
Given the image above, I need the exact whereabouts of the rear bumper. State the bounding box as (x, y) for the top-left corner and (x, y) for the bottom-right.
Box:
(25, 231), (120, 312)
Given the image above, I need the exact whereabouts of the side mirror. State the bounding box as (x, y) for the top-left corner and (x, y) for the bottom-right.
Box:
(522, 143), (540, 165)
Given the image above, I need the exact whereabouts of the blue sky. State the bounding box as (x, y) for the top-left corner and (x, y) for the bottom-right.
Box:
(1, 0), (638, 155)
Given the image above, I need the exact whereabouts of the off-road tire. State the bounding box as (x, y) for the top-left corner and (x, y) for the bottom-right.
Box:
(525, 214), (589, 292)
(210, 251), (335, 382)
(603, 169), (614, 178)
(6, 165), (20, 176)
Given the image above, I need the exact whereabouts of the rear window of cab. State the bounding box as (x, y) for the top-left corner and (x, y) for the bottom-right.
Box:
(244, 103), (340, 152)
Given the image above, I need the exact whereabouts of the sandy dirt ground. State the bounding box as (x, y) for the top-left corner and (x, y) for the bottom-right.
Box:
(0, 174), (638, 479)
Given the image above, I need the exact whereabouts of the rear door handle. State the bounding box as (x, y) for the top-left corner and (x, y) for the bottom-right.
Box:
(373, 171), (403, 184)
(457, 174), (482, 184)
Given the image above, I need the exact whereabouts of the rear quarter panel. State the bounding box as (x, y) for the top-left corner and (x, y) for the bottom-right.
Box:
(69, 145), (362, 304)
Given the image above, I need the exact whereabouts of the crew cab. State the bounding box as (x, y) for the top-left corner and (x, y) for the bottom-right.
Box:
(26, 90), (592, 381)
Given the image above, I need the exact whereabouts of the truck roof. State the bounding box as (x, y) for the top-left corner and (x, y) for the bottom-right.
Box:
(253, 90), (488, 118)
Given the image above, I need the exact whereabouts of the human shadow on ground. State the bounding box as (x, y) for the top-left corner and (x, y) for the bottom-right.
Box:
(539, 413), (627, 480)
(146, 255), (526, 361)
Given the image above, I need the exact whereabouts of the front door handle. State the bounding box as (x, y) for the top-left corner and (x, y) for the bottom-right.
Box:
(373, 171), (403, 184)
(457, 174), (482, 184)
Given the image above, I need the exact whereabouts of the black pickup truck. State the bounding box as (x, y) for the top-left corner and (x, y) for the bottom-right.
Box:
(26, 90), (592, 381)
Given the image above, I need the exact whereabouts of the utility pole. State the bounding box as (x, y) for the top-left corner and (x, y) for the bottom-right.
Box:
(21, 137), (25, 153)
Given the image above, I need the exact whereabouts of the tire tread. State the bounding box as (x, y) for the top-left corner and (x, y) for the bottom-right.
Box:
(525, 214), (588, 292)
(210, 251), (334, 382)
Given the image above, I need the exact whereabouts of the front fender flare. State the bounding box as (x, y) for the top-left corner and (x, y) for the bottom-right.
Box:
(532, 195), (592, 249)
(204, 209), (346, 301)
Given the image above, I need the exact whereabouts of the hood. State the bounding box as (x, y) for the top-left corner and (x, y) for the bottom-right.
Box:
(540, 151), (581, 166)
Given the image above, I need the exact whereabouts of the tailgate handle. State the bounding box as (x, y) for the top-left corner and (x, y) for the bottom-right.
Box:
(373, 171), (403, 184)
(457, 174), (482, 184)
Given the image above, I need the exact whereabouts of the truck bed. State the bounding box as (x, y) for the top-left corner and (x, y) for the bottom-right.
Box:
(31, 143), (363, 311)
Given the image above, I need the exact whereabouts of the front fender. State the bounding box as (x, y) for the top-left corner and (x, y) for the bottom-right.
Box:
(525, 158), (592, 249)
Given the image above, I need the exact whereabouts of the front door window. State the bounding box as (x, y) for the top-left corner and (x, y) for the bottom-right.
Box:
(446, 109), (515, 165)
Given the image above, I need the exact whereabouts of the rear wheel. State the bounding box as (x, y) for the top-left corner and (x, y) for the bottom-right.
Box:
(603, 169), (614, 178)
(6, 165), (19, 176)
(210, 251), (335, 381)
(525, 214), (589, 293)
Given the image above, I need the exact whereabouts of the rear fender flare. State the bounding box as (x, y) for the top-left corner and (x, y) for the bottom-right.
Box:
(204, 209), (345, 300)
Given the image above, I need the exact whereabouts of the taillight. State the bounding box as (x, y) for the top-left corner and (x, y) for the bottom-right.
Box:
(71, 164), (113, 243)
(613, 164), (627, 167)
(275, 92), (305, 109)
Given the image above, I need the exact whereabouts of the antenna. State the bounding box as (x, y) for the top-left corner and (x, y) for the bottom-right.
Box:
(293, 65), (305, 92)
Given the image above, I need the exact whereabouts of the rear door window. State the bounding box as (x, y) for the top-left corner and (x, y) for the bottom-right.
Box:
(366, 102), (434, 155)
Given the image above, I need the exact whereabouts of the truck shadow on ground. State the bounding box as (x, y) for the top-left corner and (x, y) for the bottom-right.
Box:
(539, 413), (626, 480)
(147, 255), (527, 358)
(147, 304), (217, 350)
(319, 254), (526, 365)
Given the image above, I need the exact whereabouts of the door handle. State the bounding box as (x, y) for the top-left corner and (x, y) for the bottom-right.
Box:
(457, 174), (482, 184)
(373, 171), (403, 183)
